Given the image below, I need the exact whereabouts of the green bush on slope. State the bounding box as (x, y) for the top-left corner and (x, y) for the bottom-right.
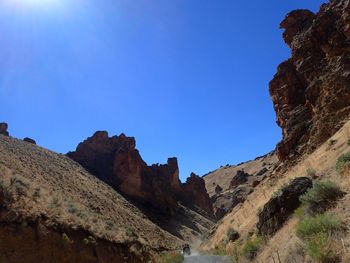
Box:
(336, 152), (350, 175)
(300, 180), (343, 214)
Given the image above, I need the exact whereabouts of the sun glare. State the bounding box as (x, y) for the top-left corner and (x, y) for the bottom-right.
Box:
(3, 0), (61, 10)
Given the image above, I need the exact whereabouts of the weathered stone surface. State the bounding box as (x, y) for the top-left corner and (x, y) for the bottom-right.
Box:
(204, 152), (278, 220)
(257, 177), (312, 236)
(0, 123), (9, 136)
(212, 185), (253, 219)
(270, 0), (350, 161)
(68, 131), (213, 217)
(229, 170), (250, 188)
(23, 138), (36, 145)
(181, 173), (213, 215)
(215, 185), (223, 194)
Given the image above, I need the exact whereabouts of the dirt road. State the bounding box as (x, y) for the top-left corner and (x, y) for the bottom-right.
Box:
(183, 255), (232, 263)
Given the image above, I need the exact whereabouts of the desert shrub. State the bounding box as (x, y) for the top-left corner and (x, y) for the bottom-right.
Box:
(126, 227), (136, 237)
(0, 179), (13, 205)
(336, 152), (350, 175)
(62, 233), (73, 244)
(242, 236), (263, 259)
(67, 202), (78, 214)
(51, 196), (61, 208)
(300, 180), (344, 214)
(155, 252), (183, 263)
(32, 187), (41, 200)
(77, 210), (88, 219)
(83, 236), (97, 245)
(105, 220), (114, 231)
(347, 139), (350, 146)
(294, 205), (307, 219)
(10, 176), (29, 196)
(227, 228), (239, 242)
(296, 213), (342, 240)
(211, 245), (228, 256)
(305, 232), (338, 263)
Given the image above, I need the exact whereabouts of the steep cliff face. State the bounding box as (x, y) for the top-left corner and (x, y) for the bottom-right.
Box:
(181, 173), (214, 215)
(270, 0), (350, 161)
(68, 131), (213, 217)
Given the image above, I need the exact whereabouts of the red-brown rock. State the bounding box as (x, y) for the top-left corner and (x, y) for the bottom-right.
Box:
(181, 173), (214, 215)
(68, 131), (213, 217)
(270, 0), (350, 161)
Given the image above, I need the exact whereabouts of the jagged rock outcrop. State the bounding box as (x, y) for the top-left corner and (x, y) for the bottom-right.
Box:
(257, 177), (312, 236)
(68, 131), (213, 217)
(212, 185), (253, 219)
(229, 170), (250, 188)
(270, 0), (350, 161)
(181, 173), (214, 215)
(23, 137), (36, 145)
(0, 123), (9, 136)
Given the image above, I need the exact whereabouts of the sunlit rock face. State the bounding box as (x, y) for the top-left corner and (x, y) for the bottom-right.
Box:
(68, 132), (213, 217)
(270, 0), (350, 161)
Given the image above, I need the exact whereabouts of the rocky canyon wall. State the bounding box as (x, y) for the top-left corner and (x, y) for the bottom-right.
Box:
(270, 0), (350, 161)
(68, 131), (213, 217)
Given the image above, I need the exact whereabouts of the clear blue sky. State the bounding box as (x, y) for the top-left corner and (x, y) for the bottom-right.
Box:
(0, 0), (325, 181)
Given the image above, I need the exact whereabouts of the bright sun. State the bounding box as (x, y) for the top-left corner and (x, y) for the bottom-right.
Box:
(4, 0), (60, 9)
(21, 0), (58, 5)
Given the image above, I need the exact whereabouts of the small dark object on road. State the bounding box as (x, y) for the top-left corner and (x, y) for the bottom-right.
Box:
(182, 244), (191, 256)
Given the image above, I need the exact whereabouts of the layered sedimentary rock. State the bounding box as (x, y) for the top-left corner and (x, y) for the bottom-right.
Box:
(270, 1), (350, 161)
(68, 131), (213, 216)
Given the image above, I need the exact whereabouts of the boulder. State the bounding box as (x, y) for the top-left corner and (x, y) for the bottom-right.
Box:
(212, 185), (253, 219)
(257, 177), (312, 236)
(0, 123), (9, 136)
(23, 137), (36, 145)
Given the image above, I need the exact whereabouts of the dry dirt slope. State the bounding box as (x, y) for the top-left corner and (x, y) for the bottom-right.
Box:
(0, 134), (185, 262)
(202, 119), (350, 262)
(203, 152), (278, 219)
(204, 152), (278, 197)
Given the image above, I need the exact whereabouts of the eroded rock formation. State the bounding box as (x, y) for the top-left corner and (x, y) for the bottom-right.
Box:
(270, 1), (350, 161)
(68, 131), (213, 216)
(182, 173), (214, 215)
(229, 170), (250, 188)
